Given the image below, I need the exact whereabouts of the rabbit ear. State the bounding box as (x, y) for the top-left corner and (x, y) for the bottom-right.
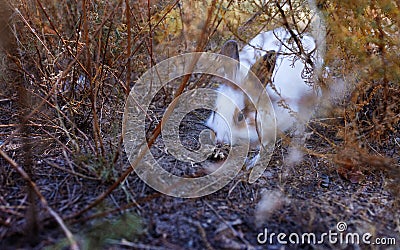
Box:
(220, 40), (240, 83)
(250, 50), (277, 88)
(221, 40), (239, 61)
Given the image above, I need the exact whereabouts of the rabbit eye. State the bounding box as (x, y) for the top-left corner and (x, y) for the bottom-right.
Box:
(237, 111), (244, 122)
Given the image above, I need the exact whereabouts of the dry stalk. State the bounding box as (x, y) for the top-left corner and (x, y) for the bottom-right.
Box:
(66, 1), (219, 220)
(0, 149), (80, 250)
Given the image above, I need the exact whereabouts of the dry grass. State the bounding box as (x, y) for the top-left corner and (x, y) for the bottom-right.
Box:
(0, 0), (399, 249)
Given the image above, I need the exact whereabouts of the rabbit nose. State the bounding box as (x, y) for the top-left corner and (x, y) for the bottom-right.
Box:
(210, 131), (225, 146)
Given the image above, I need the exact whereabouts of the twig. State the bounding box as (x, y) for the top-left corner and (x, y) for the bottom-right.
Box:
(34, 0), (88, 75)
(275, 1), (314, 67)
(71, 193), (160, 224)
(14, 8), (54, 60)
(109, 240), (168, 250)
(125, 0), (132, 95)
(66, 1), (218, 220)
(183, 217), (215, 250)
(204, 201), (252, 247)
(0, 148), (80, 250)
(44, 160), (100, 181)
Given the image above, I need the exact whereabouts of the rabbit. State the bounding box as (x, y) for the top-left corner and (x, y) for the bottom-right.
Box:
(206, 27), (321, 150)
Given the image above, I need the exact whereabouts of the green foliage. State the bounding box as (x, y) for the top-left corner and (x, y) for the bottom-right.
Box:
(46, 213), (142, 250)
(82, 213), (142, 249)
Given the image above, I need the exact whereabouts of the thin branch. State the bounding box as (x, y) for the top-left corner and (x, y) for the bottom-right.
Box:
(0, 149), (80, 250)
(275, 1), (314, 68)
(66, 1), (219, 220)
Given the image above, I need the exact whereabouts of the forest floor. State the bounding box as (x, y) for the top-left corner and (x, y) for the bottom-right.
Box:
(0, 96), (399, 249)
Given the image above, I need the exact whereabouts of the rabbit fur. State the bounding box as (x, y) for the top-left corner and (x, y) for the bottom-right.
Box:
(206, 27), (321, 148)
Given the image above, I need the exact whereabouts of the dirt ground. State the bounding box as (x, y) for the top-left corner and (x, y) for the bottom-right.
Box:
(0, 95), (399, 249)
